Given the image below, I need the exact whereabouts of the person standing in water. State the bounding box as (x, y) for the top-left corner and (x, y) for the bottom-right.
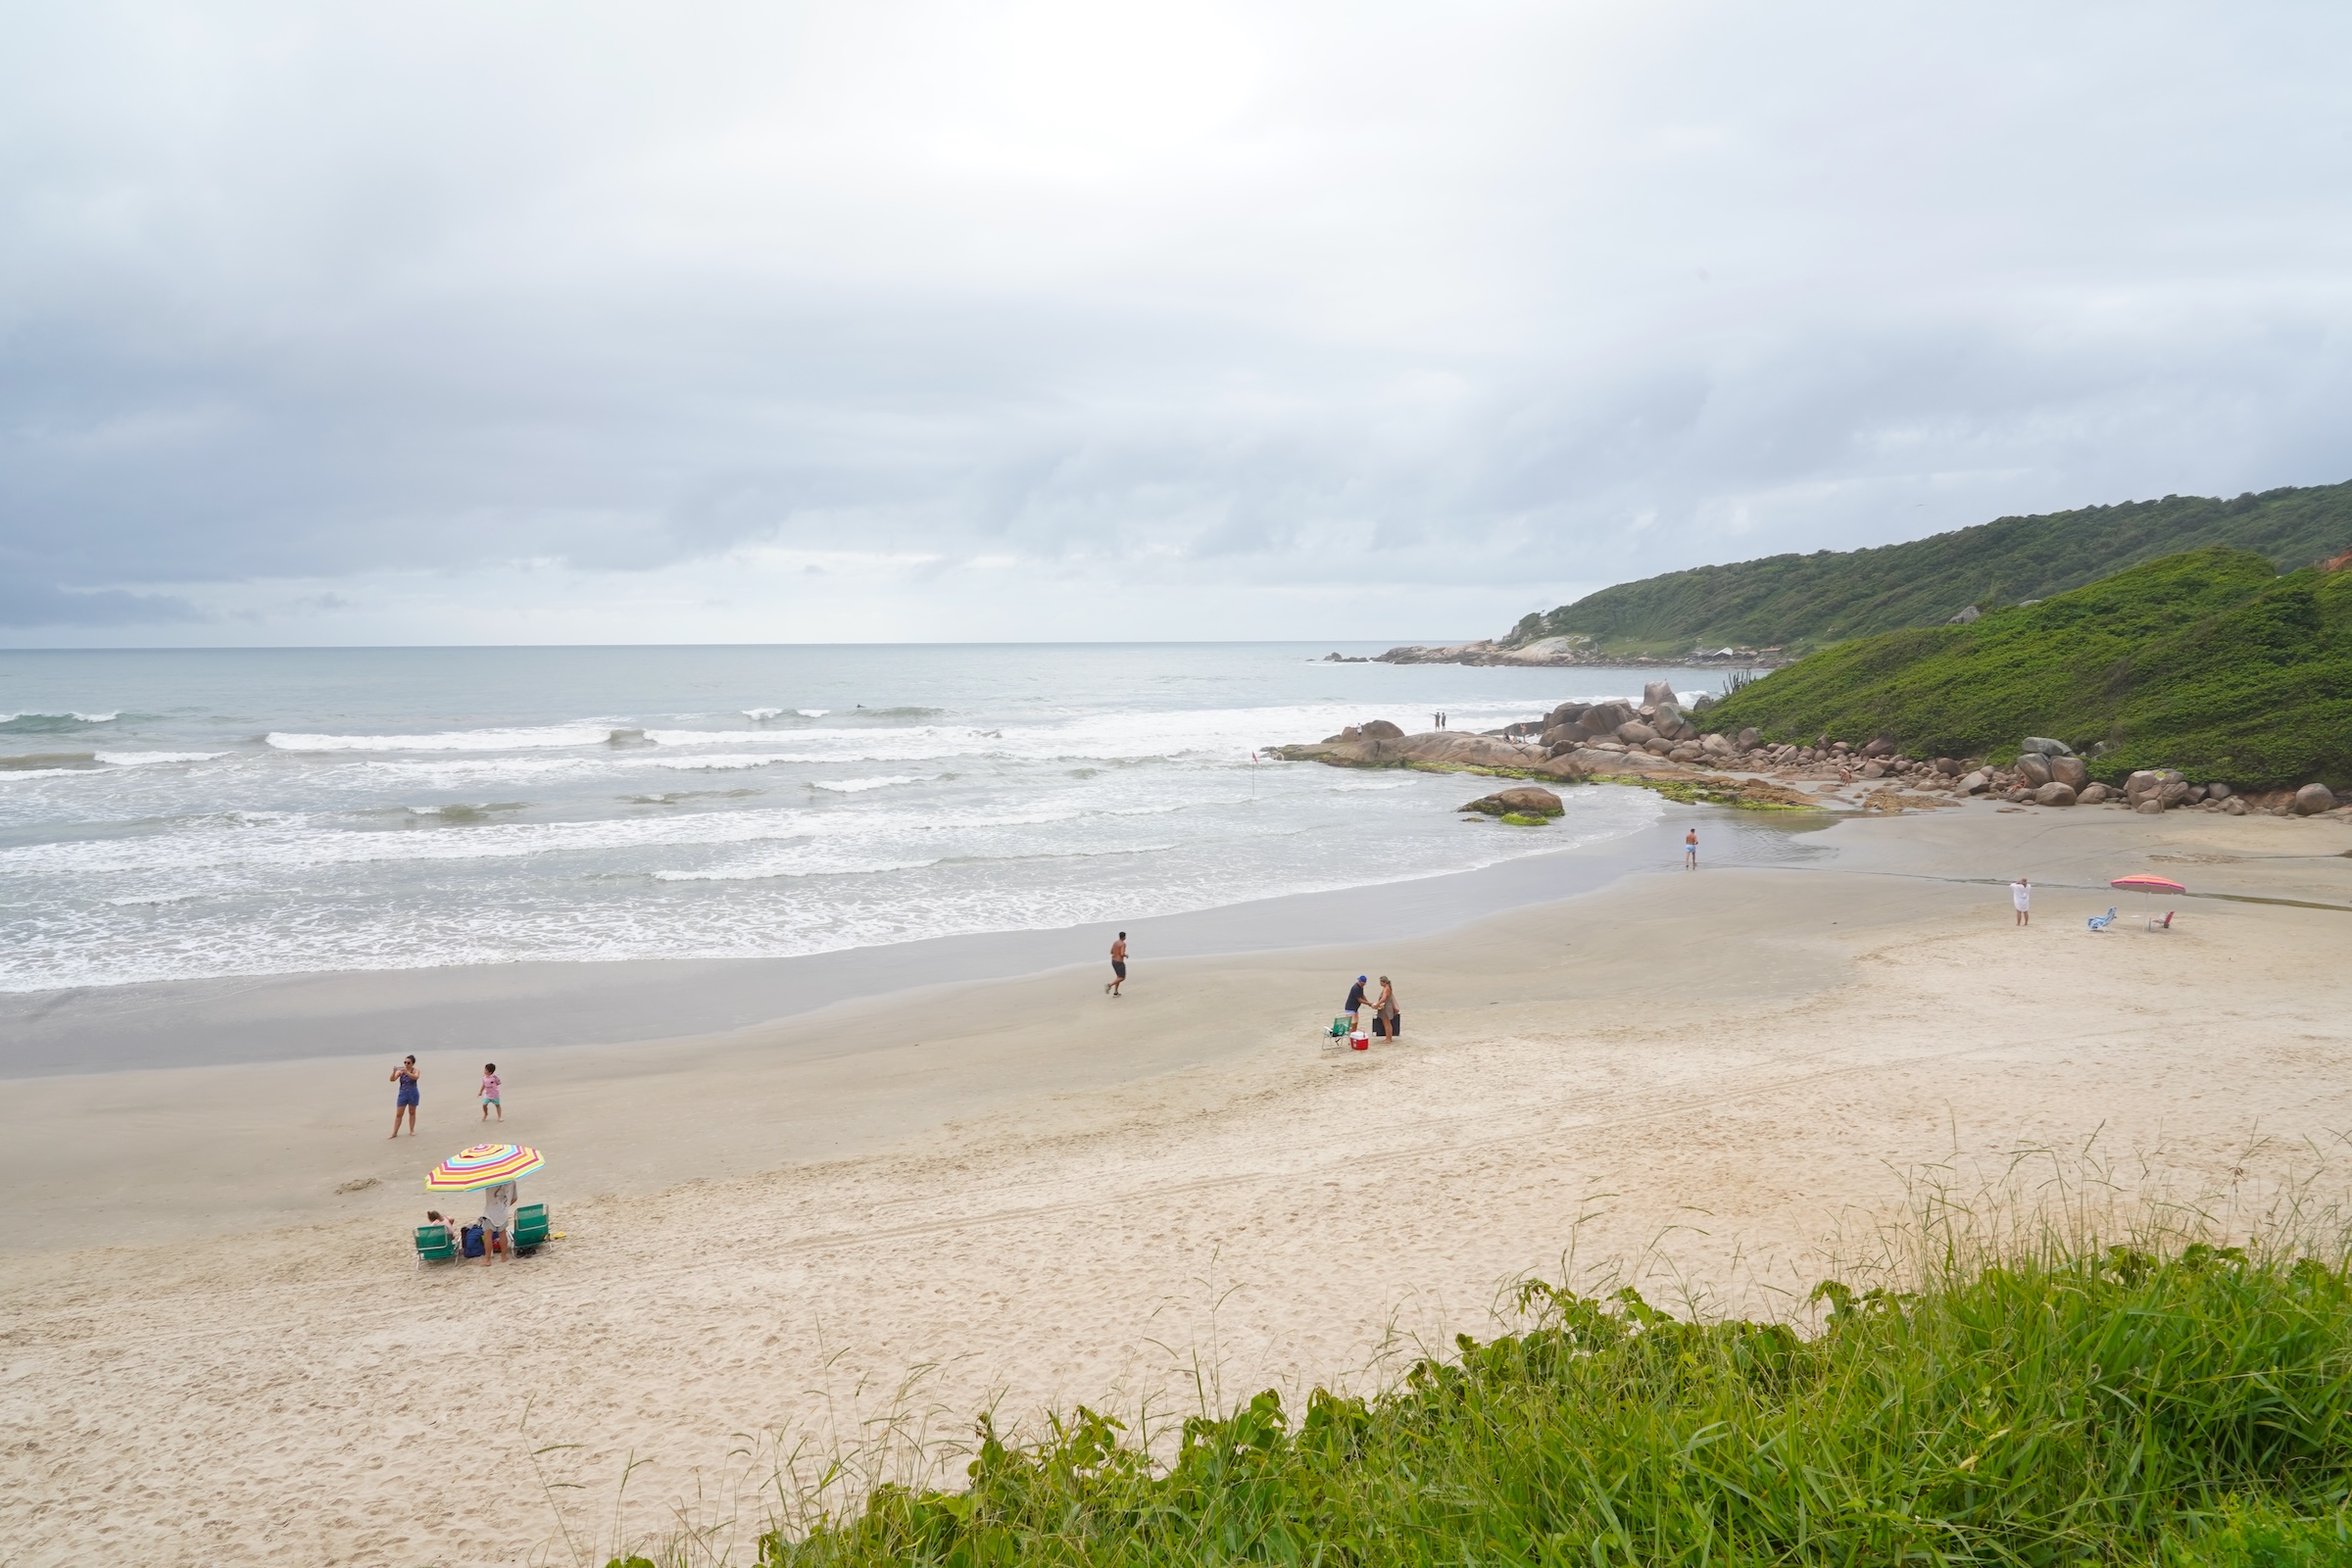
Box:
(1105, 931), (1129, 996)
(1684, 828), (1699, 869)
(389, 1054), (420, 1139)
(2012, 876), (2032, 926)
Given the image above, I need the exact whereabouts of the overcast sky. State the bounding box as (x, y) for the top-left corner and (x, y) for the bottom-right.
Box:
(4, 2), (2349, 647)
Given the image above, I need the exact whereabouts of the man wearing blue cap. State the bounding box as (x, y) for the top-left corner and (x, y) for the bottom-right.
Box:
(1344, 974), (1370, 1034)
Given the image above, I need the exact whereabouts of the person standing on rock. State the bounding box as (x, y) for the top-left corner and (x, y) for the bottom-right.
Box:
(1105, 931), (1129, 997)
(2012, 877), (2032, 927)
(1684, 828), (1698, 869)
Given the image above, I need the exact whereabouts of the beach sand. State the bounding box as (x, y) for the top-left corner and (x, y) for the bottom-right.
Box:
(3, 799), (2349, 1566)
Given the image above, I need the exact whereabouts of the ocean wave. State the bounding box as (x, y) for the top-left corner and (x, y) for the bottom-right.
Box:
(811, 774), (919, 793)
(96, 751), (226, 767)
(0, 711), (119, 731)
(0, 752), (99, 772)
(652, 855), (943, 883)
(266, 723), (628, 753)
(650, 755), (782, 771)
(741, 707), (784, 721)
(798, 709), (830, 718)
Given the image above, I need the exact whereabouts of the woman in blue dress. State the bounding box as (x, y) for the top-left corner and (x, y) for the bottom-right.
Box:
(389, 1054), (420, 1139)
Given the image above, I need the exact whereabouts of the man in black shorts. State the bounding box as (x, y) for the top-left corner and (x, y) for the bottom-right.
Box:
(1105, 931), (1128, 997)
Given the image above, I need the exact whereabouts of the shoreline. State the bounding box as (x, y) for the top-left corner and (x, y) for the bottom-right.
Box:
(0, 791), (1837, 1078)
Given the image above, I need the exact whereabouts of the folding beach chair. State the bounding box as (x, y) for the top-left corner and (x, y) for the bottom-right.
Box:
(414, 1224), (458, 1270)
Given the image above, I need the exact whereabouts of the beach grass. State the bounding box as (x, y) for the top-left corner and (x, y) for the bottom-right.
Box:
(677, 1224), (2352, 1566)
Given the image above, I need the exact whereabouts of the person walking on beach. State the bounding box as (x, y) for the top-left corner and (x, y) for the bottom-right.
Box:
(1372, 976), (1400, 1039)
(2012, 876), (2032, 926)
(1684, 828), (1699, 869)
(1344, 974), (1369, 1034)
(478, 1062), (503, 1122)
(389, 1054), (420, 1138)
(1105, 931), (1129, 997)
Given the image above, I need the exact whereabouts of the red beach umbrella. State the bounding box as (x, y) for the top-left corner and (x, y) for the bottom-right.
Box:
(2109, 873), (2185, 929)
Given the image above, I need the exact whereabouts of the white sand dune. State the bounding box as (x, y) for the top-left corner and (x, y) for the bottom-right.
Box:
(2, 804), (2348, 1566)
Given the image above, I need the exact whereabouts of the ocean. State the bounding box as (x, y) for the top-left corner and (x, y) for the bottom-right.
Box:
(0, 644), (1730, 994)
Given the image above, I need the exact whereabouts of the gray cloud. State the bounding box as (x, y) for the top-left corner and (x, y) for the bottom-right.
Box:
(3, 2), (2350, 641)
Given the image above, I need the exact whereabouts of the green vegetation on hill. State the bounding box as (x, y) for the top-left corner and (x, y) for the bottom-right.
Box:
(1509, 481), (2352, 656)
(749, 1243), (2352, 1567)
(1705, 548), (2352, 790)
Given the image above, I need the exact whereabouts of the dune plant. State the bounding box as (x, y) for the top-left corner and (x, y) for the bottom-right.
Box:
(735, 1239), (2352, 1566)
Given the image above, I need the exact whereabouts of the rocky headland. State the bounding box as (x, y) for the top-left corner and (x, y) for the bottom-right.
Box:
(1273, 681), (2352, 823)
(1371, 638), (1786, 668)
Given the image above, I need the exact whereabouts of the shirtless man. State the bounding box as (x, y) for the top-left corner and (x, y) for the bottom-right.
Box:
(1105, 931), (1129, 997)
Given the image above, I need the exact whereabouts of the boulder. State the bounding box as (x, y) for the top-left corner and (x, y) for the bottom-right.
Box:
(2135, 799), (2166, 814)
(1737, 727), (1760, 750)
(1642, 679), (1679, 708)
(1668, 743), (1705, 762)
(1583, 701), (1635, 733)
(1861, 760), (1887, 779)
(2158, 776), (2190, 808)
(2206, 781), (2234, 801)
(1934, 758), (1962, 776)
(2049, 756), (2089, 790)
(1958, 770), (1989, 795)
(1645, 738), (1676, 756)
(2034, 781), (2078, 808)
(1462, 785), (1564, 817)
(1358, 719), (1404, 740)
(1700, 732), (1733, 757)
(2124, 769), (2162, 802)
(1862, 737), (1894, 758)
(2078, 781), (2112, 805)
(2014, 753), (2053, 788)
(1652, 703), (1682, 732)
(2021, 736), (2075, 758)
(1616, 721), (1656, 745)
(2224, 796), (2248, 815)
(2181, 784), (2206, 806)
(2295, 782), (2338, 815)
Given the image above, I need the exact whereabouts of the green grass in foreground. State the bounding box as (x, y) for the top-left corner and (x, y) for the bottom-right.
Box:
(734, 1243), (2352, 1567)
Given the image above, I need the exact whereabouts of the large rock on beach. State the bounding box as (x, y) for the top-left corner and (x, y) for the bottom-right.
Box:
(1616, 721), (1656, 745)
(2078, 781), (2111, 804)
(1461, 785), (1564, 817)
(2049, 755), (2089, 790)
(2295, 782), (2338, 815)
(1357, 719), (1404, 740)
(2034, 781), (2078, 808)
(1737, 727), (1760, 750)
(1642, 680), (1679, 708)
(2021, 737), (2075, 757)
(2015, 753), (2053, 788)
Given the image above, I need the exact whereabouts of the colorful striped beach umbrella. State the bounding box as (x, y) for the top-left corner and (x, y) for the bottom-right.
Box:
(424, 1144), (546, 1192)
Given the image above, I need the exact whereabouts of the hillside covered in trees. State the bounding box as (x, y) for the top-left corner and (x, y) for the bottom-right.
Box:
(1509, 481), (2352, 656)
(1703, 547), (2352, 789)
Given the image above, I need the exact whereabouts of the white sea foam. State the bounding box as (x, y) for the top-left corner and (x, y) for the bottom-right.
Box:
(741, 707), (784, 720)
(811, 775), (918, 793)
(266, 723), (623, 752)
(96, 752), (225, 766)
(0, 710), (120, 726)
(650, 755), (783, 771)
(797, 709), (830, 718)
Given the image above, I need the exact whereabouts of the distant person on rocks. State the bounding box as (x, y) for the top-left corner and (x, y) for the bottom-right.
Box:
(2012, 877), (2032, 927)
(478, 1062), (503, 1122)
(1345, 974), (1369, 1033)
(1685, 828), (1699, 869)
(1105, 931), (1129, 997)
(1372, 976), (1400, 1039)
(389, 1054), (420, 1139)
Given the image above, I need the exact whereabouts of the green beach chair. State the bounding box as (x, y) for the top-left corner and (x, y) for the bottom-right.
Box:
(414, 1223), (458, 1269)
(512, 1202), (551, 1254)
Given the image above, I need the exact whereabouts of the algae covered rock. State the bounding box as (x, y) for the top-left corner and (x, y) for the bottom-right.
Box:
(1461, 785), (1565, 818)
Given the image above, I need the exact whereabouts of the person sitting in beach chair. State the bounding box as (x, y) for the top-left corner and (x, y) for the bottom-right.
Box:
(416, 1210), (460, 1268)
(2086, 906), (2118, 931)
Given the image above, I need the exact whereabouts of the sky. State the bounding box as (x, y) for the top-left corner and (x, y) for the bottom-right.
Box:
(3, 2), (2350, 648)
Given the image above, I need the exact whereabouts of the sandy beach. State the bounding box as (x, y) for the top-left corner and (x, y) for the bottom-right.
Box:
(4, 795), (2350, 1567)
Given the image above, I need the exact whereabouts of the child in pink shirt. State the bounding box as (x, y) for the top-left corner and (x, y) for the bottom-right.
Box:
(478, 1064), (503, 1121)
